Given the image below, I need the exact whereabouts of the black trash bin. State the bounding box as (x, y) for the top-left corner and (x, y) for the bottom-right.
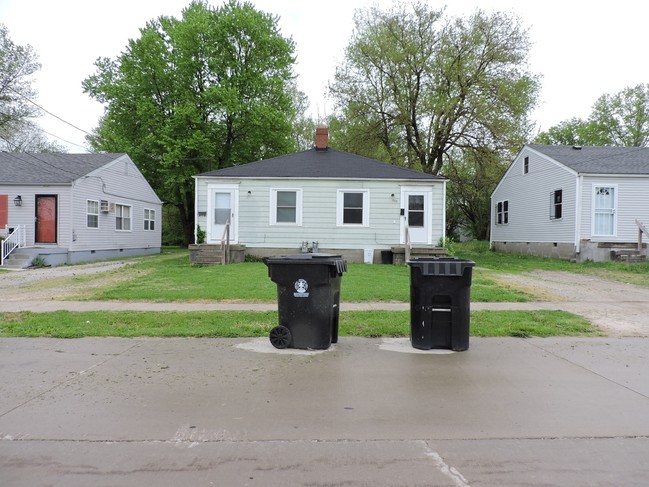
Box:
(262, 253), (347, 350)
(407, 257), (475, 351)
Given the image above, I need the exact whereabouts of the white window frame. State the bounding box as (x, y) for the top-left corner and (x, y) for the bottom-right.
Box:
(495, 200), (509, 225)
(523, 156), (529, 174)
(550, 189), (563, 220)
(269, 188), (303, 226)
(144, 208), (156, 231)
(87, 199), (99, 229)
(337, 189), (370, 227)
(115, 203), (132, 231)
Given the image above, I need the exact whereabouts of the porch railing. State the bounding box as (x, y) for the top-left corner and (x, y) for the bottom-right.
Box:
(636, 219), (648, 251)
(404, 220), (411, 262)
(221, 221), (231, 265)
(1, 225), (26, 266)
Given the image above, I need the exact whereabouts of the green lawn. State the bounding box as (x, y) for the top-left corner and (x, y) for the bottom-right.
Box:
(2, 241), (641, 338)
(76, 248), (530, 303)
(0, 310), (599, 338)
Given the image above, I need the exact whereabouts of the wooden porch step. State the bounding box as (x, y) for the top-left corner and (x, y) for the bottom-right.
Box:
(610, 249), (646, 263)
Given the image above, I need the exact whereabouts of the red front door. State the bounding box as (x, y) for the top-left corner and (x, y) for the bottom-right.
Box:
(0, 195), (7, 228)
(35, 195), (57, 243)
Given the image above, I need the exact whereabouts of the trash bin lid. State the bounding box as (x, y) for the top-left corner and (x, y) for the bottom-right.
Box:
(407, 256), (475, 276)
(262, 253), (347, 273)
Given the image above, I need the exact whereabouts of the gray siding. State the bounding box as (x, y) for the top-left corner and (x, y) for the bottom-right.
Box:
(2, 155), (161, 252)
(0, 185), (71, 247)
(71, 155), (162, 251)
(580, 175), (649, 242)
(491, 147), (577, 244)
(195, 177), (444, 250)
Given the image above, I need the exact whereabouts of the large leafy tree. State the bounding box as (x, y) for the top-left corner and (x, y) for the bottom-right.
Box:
(534, 117), (603, 146)
(83, 0), (298, 244)
(328, 2), (539, 238)
(0, 24), (63, 152)
(536, 84), (649, 147)
(329, 3), (539, 174)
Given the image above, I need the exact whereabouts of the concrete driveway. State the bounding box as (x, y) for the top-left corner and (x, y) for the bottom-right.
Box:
(1, 335), (648, 486)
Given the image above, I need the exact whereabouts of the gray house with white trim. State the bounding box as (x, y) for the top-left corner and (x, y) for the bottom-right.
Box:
(490, 144), (649, 262)
(1, 152), (162, 268)
(193, 127), (446, 263)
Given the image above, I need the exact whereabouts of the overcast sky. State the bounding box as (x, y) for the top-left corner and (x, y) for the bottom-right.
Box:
(2, 0), (648, 152)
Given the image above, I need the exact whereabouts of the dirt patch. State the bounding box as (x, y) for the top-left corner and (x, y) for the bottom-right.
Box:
(492, 270), (649, 337)
(0, 261), (138, 301)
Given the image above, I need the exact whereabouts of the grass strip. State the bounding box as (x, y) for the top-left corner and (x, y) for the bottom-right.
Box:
(0, 310), (600, 338)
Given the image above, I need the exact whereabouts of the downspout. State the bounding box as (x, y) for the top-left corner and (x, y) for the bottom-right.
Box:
(193, 177), (199, 244)
(441, 179), (447, 243)
(574, 174), (583, 255)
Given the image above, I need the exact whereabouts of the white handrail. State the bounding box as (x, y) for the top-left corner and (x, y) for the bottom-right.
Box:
(636, 219), (648, 251)
(1, 225), (26, 266)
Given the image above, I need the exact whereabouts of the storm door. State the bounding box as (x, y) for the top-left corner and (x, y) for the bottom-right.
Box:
(593, 186), (616, 237)
(401, 189), (431, 244)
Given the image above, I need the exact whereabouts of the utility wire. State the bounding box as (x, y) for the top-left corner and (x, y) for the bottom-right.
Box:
(7, 86), (95, 137)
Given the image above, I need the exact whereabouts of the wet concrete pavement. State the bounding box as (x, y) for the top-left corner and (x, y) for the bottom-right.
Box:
(1, 335), (648, 486)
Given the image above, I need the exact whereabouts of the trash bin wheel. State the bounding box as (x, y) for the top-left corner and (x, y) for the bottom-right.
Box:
(269, 325), (292, 349)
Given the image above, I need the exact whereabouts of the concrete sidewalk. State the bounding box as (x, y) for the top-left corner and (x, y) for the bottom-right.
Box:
(0, 298), (554, 312)
(1, 336), (648, 486)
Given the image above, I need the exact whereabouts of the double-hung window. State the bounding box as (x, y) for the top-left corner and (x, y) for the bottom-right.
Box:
(87, 200), (99, 228)
(337, 190), (369, 226)
(496, 200), (509, 225)
(551, 190), (562, 220)
(270, 189), (302, 225)
(144, 209), (156, 230)
(115, 204), (131, 231)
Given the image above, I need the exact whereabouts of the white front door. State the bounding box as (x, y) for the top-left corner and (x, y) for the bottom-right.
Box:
(402, 189), (431, 244)
(593, 185), (616, 237)
(208, 187), (238, 242)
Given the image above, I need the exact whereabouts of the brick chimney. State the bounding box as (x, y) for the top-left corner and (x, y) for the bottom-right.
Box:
(315, 125), (328, 151)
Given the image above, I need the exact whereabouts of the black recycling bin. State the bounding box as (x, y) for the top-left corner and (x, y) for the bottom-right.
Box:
(262, 253), (347, 350)
(407, 257), (475, 351)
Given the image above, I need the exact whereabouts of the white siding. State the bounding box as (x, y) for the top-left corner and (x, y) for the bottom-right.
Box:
(195, 177), (444, 249)
(491, 147), (577, 244)
(580, 175), (649, 242)
(69, 155), (162, 251)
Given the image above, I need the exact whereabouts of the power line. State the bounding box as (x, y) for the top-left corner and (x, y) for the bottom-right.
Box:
(7, 86), (95, 137)
(40, 128), (89, 151)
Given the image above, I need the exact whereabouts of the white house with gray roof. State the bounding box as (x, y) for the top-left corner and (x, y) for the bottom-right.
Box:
(193, 127), (447, 263)
(1, 152), (162, 268)
(490, 144), (649, 262)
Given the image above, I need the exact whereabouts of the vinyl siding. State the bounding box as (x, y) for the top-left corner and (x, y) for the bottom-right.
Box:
(195, 177), (444, 249)
(579, 175), (649, 242)
(70, 155), (162, 251)
(0, 185), (71, 247)
(491, 147), (577, 244)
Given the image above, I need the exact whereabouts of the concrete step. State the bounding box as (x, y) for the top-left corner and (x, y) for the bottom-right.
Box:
(2, 257), (31, 269)
(610, 249), (646, 263)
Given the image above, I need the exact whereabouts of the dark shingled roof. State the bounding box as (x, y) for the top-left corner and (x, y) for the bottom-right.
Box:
(197, 148), (444, 180)
(529, 144), (649, 175)
(0, 152), (126, 184)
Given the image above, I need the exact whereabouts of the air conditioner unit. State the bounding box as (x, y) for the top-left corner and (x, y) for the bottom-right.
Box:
(100, 200), (110, 213)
